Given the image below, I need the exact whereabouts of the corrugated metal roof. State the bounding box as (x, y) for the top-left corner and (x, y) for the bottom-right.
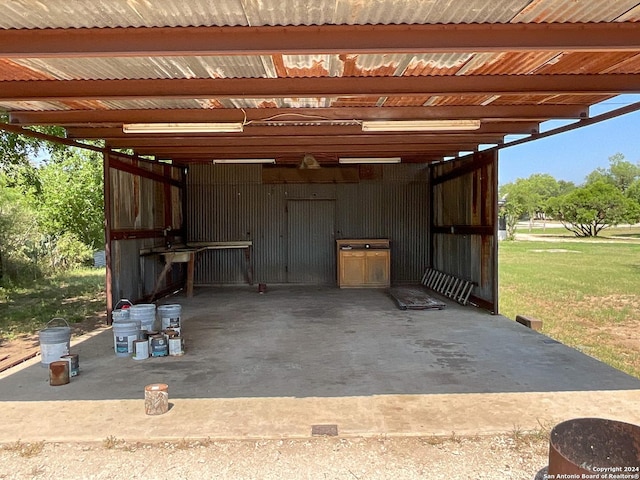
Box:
(5, 0), (616, 29)
(616, 4), (640, 21)
(510, 0), (640, 23)
(535, 52), (640, 74)
(12, 56), (276, 81)
(456, 52), (560, 76)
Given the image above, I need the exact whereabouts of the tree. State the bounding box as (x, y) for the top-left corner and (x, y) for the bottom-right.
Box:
(585, 153), (640, 193)
(34, 149), (104, 249)
(499, 198), (523, 240)
(546, 181), (640, 237)
(627, 178), (640, 207)
(499, 173), (573, 231)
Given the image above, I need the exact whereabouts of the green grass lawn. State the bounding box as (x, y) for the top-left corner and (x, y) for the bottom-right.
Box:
(499, 240), (640, 378)
(0, 267), (106, 340)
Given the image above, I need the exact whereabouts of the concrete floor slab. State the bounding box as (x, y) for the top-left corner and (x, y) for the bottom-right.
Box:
(1, 286), (639, 442)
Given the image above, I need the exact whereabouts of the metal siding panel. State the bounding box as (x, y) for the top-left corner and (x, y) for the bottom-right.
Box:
(430, 152), (497, 308)
(187, 164), (428, 285)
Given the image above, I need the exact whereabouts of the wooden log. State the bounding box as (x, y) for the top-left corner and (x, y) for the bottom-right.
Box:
(516, 315), (543, 331)
(144, 383), (169, 415)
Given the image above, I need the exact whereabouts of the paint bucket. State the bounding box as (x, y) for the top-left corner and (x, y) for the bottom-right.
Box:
(133, 339), (149, 360)
(112, 321), (139, 357)
(168, 336), (183, 356)
(129, 304), (157, 332)
(163, 328), (178, 338)
(111, 308), (130, 322)
(49, 360), (70, 386)
(157, 304), (181, 331)
(39, 318), (72, 366)
(150, 334), (168, 357)
(60, 353), (79, 377)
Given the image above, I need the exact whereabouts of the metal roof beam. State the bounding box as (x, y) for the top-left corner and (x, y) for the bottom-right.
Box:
(3, 76), (639, 101)
(1, 23), (639, 57)
(66, 122), (537, 139)
(103, 134), (505, 149)
(132, 143), (481, 156)
(12, 106), (586, 126)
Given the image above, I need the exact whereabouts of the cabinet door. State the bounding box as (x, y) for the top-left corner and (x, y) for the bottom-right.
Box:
(340, 251), (366, 286)
(365, 251), (390, 286)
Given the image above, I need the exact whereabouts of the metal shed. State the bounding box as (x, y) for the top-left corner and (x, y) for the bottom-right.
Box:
(1, 1), (640, 316)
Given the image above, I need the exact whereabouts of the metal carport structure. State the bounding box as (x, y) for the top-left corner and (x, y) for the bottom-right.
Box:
(1, 0), (639, 316)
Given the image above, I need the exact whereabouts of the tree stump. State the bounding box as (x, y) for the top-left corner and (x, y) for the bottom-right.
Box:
(144, 383), (169, 415)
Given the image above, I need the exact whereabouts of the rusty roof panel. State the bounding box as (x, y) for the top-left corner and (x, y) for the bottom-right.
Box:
(490, 94), (613, 105)
(457, 52), (561, 76)
(279, 55), (340, 77)
(340, 54), (402, 77)
(13, 56), (276, 81)
(383, 97), (433, 107)
(540, 94), (616, 105)
(510, 0), (640, 23)
(0, 101), (72, 111)
(535, 52), (640, 74)
(602, 53), (640, 73)
(424, 95), (498, 107)
(98, 99), (209, 110)
(332, 97), (382, 107)
(402, 53), (474, 77)
(0, 59), (53, 81)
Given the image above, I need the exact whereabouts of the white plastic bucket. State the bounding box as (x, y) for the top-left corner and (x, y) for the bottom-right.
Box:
(112, 308), (130, 322)
(129, 304), (156, 332)
(112, 321), (139, 357)
(157, 304), (182, 331)
(39, 318), (71, 366)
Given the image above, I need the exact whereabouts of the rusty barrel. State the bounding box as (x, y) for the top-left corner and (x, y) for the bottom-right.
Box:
(548, 418), (640, 475)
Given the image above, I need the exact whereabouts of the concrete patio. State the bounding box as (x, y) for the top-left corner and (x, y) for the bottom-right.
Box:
(1, 286), (639, 443)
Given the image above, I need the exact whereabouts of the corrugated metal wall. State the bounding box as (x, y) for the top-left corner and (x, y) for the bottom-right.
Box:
(430, 151), (498, 312)
(108, 156), (185, 304)
(187, 164), (429, 285)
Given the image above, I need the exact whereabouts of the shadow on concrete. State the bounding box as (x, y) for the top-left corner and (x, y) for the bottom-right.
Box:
(1, 286), (639, 401)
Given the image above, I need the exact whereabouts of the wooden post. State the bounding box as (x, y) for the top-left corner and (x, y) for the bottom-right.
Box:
(144, 383), (169, 415)
(186, 252), (195, 297)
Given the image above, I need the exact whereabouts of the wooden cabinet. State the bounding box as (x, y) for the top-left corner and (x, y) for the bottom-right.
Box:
(337, 239), (390, 288)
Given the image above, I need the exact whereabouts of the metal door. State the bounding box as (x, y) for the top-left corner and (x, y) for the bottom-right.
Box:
(287, 200), (336, 284)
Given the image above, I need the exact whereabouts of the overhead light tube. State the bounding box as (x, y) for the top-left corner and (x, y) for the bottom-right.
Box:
(339, 157), (401, 164)
(123, 122), (244, 134)
(212, 159), (276, 164)
(361, 120), (481, 132)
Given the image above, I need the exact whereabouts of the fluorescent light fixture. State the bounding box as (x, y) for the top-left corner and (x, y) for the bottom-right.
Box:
(339, 157), (401, 164)
(212, 158), (275, 164)
(361, 119), (481, 132)
(123, 122), (244, 134)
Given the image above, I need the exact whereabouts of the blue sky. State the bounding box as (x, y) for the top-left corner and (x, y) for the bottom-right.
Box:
(498, 94), (640, 186)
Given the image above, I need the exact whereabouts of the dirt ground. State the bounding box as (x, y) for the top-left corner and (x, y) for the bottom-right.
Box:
(0, 434), (548, 480)
(0, 315), (108, 373)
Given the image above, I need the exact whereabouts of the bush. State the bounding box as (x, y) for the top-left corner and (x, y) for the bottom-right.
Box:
(48, 232), (94, 270)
